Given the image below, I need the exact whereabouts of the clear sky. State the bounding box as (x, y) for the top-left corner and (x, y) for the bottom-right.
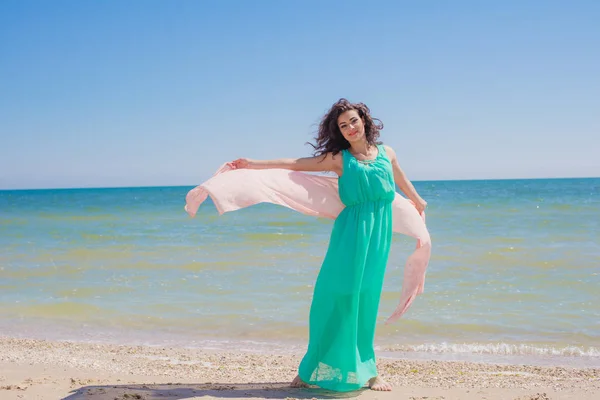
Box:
(1, 0), (598, 189)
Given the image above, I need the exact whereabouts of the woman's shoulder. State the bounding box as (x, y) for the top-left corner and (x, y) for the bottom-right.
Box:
(314, 149), (347, 168)
(319, 150), (345, 160)
(380, 144), (395, 154)
(379, 144), (398, 162)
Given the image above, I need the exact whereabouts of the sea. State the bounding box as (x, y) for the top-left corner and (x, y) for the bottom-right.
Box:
(1, 178), (599, 367)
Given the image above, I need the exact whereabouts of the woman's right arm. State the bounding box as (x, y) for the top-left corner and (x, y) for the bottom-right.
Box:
(230, 152), (342, 174)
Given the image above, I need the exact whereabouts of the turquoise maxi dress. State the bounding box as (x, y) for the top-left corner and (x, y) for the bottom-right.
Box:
(297, 144), (396, 391)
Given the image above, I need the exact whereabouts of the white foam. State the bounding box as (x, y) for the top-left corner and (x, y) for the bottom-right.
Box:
(399, 342), (600, 357)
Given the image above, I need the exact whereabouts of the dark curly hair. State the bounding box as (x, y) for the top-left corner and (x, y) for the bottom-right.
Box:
(308, 98), (383, 157)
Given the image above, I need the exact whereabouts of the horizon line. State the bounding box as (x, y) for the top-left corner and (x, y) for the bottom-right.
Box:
(1, 175), (599, 192)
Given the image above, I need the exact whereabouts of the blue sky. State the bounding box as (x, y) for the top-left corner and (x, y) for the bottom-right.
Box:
(1, 0), (598, 189)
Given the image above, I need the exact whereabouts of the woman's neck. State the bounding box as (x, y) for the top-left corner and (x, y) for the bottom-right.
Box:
(350, 140), (372, 156)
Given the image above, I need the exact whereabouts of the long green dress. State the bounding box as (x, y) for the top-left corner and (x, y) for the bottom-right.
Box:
(297, 144), (396, 392)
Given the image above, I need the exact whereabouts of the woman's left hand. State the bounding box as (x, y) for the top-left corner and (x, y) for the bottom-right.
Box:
(415, 199), (427, 215)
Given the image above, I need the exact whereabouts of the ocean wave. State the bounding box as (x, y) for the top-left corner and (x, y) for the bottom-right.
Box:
(385, 342), (600, 357)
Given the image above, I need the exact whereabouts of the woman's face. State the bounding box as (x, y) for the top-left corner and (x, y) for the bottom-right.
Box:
(337, 109), (365, 143)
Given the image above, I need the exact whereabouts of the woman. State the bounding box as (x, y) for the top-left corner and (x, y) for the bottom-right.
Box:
(227, 99), (428, 392)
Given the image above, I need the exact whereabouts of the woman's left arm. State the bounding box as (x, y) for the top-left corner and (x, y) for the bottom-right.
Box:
(384, 145), (428, 214)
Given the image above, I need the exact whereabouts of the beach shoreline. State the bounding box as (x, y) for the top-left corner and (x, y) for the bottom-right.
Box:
(1, 336), (598, 400)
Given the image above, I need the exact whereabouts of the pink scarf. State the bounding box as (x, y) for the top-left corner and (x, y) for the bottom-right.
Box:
(185, 164), (432, 323)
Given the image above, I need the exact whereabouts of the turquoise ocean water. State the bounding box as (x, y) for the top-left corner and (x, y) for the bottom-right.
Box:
(1, 178), (599, 367)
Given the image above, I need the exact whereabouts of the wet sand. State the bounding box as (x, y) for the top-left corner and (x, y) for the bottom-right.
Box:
(1, 337), (598, 399)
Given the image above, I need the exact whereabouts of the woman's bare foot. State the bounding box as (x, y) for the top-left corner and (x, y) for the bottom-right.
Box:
(368, 376), (392, 391)
(290, 374), (309, 388)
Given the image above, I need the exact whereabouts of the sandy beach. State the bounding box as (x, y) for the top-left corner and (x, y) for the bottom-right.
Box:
(0, 337), (597, 400)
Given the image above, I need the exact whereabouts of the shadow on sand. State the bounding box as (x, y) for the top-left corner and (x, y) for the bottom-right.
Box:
(62, 382), (366, 399)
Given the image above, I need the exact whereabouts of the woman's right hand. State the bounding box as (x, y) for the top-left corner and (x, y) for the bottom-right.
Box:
(228, 158), (254, 169)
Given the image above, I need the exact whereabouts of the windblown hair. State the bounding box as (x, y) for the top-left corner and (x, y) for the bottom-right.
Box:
(308, 98), (383, 157)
